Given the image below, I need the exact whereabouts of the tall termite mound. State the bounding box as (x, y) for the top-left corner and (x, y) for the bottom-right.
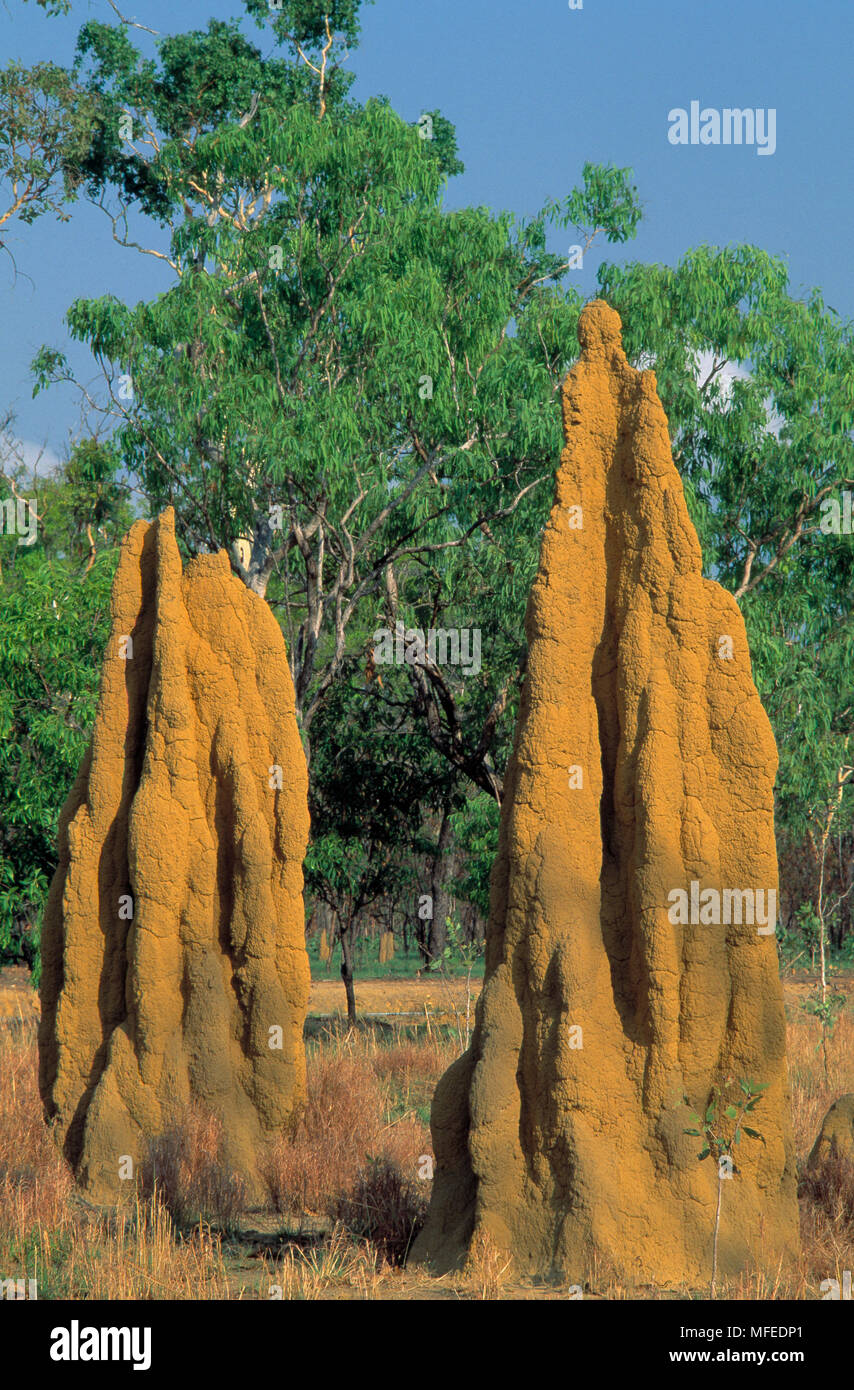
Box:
(38, 509), (310, 1203)
(411, 301), (799, 1285)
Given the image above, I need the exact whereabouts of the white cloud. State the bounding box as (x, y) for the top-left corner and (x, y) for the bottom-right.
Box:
(0, 436), (63, 477)
(694, 349), (751, 403)
(694, 351), (782, 437)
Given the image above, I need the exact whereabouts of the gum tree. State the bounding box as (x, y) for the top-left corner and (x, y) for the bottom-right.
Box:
(0, 58), (98, 255)
(31, 2), (641, 781)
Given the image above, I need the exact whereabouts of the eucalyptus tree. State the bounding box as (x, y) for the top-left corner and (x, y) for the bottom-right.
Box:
(30, 2), (641, 780)
(0, 58), (97, 254)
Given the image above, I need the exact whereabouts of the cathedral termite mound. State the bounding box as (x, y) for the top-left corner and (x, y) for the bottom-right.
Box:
(410, 300), (799, 1287)
(38, 508), (310, 1203)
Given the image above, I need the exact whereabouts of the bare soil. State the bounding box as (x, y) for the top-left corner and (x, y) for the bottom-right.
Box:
(0, 964), (480, 1024)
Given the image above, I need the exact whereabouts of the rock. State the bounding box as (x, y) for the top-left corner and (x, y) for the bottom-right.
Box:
(808, 1095), (854, 1168)
(411, 301), (799, 1285)
(38, 509), (310, 1203)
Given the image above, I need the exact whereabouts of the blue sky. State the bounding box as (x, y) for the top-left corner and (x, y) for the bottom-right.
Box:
(1, 0), (850, 468)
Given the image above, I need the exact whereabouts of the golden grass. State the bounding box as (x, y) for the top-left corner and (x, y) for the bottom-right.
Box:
(139, 1107), (247, 1232)
(261, 1027), (449, 1239)
(262, 1223), (384, 1300)
(786, 1006), (854, 1155)
(0, 1021), (236, 1298)
(457, 1229), (514, 1300)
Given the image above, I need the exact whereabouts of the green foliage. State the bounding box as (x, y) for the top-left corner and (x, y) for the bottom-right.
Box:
(0, 438), (132, 966)
(800, 990), (847, 1030)
(243, 0), (367, 54)
(304, 660), (443, 927)
(440, 917), (481, 975)
(38, 437), (132, 560)
(684, 1077), (767, 1170)
(684, 1076), (768, 1296)
(412, 108), (464, 180)
(0, 60), (99, 241)
(544, 161), (642, 247)
(25, 0), (72, 17)
(450, 794), (499, 919)
(792, 901), (821, 954)
(0, 547), (116, 965)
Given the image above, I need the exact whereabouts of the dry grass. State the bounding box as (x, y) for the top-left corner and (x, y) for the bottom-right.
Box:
(368, 1038), (450, 1088)
(0, 1021), (72, 1238)
(44, 1197), (235, 1300)
(787, 1006), (854, 1155)
(0, 1016), (448, 1298)
(263, 1223), (384, 1300)
(334, 1157), (427, 1266)
(0, 989), (852, 1299)
(262, 1028), (444, 1259)
(456, 1229), (514, 1300)
(796, 1147), (854, 1297)
(0, 1022), (234, 1297)
(139, 1107), (247, 1232)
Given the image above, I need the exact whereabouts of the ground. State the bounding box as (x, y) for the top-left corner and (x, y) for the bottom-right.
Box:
(1, 964), (852, 1300)
(0, 963), (479, 1024)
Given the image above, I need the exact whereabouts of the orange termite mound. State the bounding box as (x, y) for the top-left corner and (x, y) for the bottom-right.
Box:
(38, 509), (310, 1203)
(411, 301), (799, 1286)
